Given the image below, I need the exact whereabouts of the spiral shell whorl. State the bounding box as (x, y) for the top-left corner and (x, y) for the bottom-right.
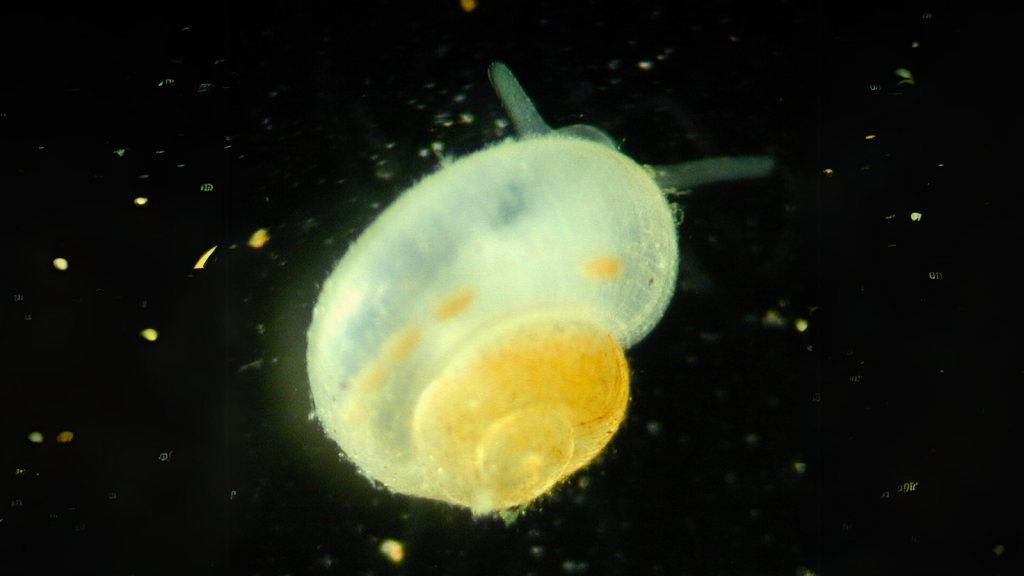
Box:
(410, 315), (629, 514)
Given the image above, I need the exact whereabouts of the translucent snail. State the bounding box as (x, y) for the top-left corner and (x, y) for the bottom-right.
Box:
(306, 62), (774, 515)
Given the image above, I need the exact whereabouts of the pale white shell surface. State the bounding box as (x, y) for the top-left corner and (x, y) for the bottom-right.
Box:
(306, 133), (678, 498)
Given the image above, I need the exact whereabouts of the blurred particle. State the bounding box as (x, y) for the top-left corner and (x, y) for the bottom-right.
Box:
(140, 328), (159, 341)
(762, 309), (785, 327)
(53, 258), (69, 271)
(28, 431), (44, 443)
(56, 431), (74, 443)
(460, 0), (476, 12)
(248, 228), (271, 248)
(562, 560), (588, 573)
(895, 68), (915, 85)
(238, 359), (264, 372)
(646, 421), (662, 436)
(134, 197), (149, 206)
(380, 539), (405, 564)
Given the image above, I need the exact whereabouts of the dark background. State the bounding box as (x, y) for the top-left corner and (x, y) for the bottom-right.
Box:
(1, 1), (1019, 575)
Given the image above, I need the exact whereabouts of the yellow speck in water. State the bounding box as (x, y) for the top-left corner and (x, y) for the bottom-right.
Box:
(194, 246), (217, 269)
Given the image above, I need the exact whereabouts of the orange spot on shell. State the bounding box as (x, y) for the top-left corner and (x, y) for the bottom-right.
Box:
(582, 255), (623, 279)
(435, 288), (475, 320)
(354, 326), (420, 392)
(388, 327), (421, 359)
(358, 363), (387, 392)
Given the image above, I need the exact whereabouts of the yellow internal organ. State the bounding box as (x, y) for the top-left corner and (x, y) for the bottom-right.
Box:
(411, 317), (629, 514)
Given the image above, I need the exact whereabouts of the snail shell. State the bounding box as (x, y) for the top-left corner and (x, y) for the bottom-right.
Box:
(306, 62), (773, 515)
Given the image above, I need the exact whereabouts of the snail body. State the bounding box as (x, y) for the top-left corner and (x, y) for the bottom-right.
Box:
(307, 63), (774, 515)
